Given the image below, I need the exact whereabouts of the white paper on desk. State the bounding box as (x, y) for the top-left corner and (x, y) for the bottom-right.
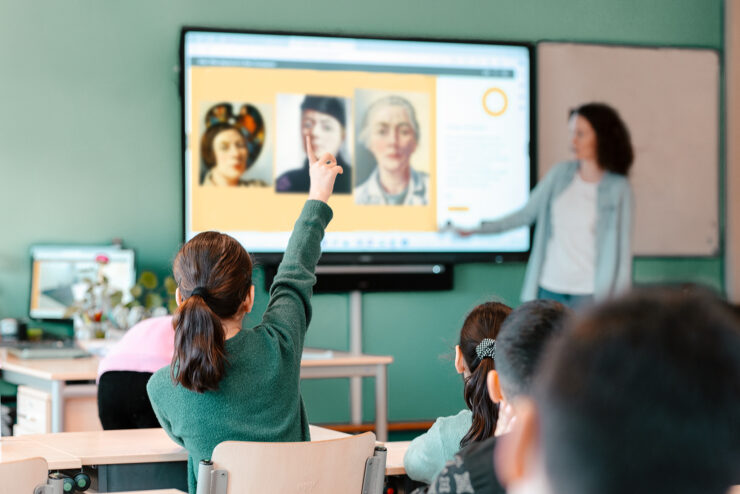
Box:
(301, 349), (334, 360)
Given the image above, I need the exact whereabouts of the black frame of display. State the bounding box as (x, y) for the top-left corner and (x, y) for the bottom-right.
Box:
(179, 27), (536, 287)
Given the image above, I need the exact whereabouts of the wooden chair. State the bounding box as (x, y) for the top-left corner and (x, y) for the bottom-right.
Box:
(195, 432), (386, 494)
(0, 457), (49, 494)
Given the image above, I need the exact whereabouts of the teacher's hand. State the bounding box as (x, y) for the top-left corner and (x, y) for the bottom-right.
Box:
(306, 136), (343, 203)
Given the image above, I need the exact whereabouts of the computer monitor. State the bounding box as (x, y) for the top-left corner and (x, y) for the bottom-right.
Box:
(29, 246), (136, 320)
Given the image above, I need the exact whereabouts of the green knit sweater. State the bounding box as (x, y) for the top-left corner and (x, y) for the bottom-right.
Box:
(146, 200), (333, 493)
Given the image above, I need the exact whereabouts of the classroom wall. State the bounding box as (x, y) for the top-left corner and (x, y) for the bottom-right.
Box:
(0, 0), (724, 423)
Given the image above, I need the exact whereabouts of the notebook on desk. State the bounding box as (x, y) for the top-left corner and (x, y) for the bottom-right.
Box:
(6, 341), (90, 359)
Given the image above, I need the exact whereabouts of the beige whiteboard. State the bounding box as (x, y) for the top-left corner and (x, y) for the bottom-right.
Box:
(537, 42), (720, 256)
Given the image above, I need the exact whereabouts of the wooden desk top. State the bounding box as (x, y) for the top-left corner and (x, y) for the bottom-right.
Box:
(0, 348), (392, 382)
(0, 438), (81, 469)
(0, 349), (100, 381)
(382, 440), (410, 476)
(8, 428), (186, 465)
(2, 425), (348, 467)
(300, 350), (393, 367)
(108, 491), (186, 494)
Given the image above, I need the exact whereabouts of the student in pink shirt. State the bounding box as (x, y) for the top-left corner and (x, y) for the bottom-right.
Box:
(97, 316), (175, 429)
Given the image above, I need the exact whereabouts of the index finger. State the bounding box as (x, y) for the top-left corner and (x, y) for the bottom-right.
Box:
(305, 136), (318, 164)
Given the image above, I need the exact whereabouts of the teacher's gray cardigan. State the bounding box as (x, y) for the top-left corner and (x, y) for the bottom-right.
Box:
(478, 160), (633, 302)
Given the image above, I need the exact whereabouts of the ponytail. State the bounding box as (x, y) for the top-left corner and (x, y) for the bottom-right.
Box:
(457, 301), (512, 448)
(171, 292), (226, 393)
(170, 231), (253, 393)
(460, 357), (499, 447)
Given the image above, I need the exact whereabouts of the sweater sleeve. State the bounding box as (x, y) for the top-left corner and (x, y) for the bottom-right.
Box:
(404, 410), (472, 484)
(404, 418), (448, 484)
(259, 200), (333, 352)
(146, 372), (184, 448)
(476, 163), (561, 234)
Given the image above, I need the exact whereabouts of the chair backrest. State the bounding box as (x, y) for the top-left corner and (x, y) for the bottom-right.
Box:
(0, 457), (48, 494)
(211, 432), (377, 494)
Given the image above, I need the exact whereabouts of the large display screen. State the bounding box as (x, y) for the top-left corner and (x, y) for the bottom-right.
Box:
(182, 29), (533, 263)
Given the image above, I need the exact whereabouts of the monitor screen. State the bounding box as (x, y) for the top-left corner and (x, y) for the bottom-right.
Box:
(29, 246), (135, 320)
(182, 29), (533, 263)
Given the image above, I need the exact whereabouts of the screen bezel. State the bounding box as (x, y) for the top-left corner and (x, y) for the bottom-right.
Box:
(179, 27), (536, 266)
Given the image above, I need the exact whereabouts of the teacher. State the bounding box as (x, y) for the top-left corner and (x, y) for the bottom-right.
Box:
(465, 102), (634, 307)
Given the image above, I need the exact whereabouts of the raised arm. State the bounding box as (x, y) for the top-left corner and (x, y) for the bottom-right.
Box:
(259, 137), (343, 350)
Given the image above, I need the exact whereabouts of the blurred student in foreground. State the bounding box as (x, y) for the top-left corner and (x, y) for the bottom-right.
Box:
(497, 288), (740, 494)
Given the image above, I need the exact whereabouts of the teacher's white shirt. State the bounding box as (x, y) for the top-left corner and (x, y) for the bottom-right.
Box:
(539, 173), (598, 295)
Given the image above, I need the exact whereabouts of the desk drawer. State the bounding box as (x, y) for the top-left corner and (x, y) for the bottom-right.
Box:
(15, 385), (51, 434)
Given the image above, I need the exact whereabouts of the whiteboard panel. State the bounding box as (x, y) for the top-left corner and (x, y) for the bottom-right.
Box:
(538, 42), (719, 256)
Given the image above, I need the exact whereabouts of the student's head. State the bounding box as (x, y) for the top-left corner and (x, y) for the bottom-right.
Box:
(201, 123), (249, 185)
(359, 95), (419, 175)
(455, 301), (512, 448)
(300, 95), (346, 158)
(171, 231), (255, 393)
(499, 288), (740, 494)
(487, 300), (571, 405)
(569, 102), (633, 175)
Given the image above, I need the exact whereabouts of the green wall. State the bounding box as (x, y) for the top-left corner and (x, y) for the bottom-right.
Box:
(0, 0), (724, 422)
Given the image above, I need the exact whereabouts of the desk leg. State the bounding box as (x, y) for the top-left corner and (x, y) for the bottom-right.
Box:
(375, 364), (388, 442)
(51, 380), (65, 433)
(350, 376), (362, 426)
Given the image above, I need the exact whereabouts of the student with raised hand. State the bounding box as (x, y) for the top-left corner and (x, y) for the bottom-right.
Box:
(146, 137), (342, 494)
(404, 301), (512, 484)
(414, 299), (571, 494)
(498, 288), (740, 494)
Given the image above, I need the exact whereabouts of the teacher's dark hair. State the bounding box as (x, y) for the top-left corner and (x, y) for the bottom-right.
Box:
(459, 301), (512, 448)
(570, 103), (634, 175)
(171, 231), (253, 393)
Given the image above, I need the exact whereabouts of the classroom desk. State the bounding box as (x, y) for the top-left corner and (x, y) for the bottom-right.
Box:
(0, 348), (393, 441)
(0, 426), (358, 492)
(117, 489), (187, 494)
(383, 440), (410, 476)
(102, 491), (185, 494)
(0, 438), (81, 469)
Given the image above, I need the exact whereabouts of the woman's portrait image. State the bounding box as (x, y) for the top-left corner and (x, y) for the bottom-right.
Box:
(274, 94), (353, 194)
(354, 90), (431, 206)
(199, 102), (273, 187)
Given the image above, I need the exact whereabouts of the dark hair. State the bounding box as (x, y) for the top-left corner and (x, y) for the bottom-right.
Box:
(204, 102), (234, 127)
(535, 288), (740, 494)
(494, 299), (571, 400)
(171, 231), (253, 393)
(301, 95), (346, 127)
(200, 122), (246, 170)
(570, 102), (634, 175)
(458, 301), (512, 448)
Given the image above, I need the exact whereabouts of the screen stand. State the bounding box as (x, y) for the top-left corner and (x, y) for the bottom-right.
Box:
(349, 290), (362, 426)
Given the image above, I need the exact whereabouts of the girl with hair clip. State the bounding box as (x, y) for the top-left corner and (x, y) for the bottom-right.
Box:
(146, 137), (343, 494)
(403, 301), (512, 484)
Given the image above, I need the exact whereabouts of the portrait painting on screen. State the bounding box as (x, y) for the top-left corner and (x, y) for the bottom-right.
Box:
(198, 102), (274, 187)
(274, 94), (354, 194)
(353, 89), (431, 206)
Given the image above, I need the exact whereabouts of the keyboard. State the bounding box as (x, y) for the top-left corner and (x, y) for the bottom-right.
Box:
(6, 341), (90, 359)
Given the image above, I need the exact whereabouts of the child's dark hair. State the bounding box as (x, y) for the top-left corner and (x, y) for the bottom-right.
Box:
(535, 288), (740, 494)
(459, 301), (512, 448)
(495, 299), (571, 400)
(171, 231), (253, 393)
